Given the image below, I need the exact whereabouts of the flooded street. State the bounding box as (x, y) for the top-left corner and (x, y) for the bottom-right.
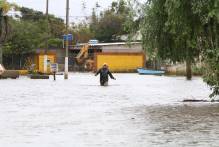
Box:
(0, 73), (218, 147)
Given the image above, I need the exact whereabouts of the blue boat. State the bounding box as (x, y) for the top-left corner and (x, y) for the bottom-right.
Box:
(137, 68), (165, 75)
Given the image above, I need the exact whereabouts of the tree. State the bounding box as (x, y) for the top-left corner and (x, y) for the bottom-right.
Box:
(141, 0), (203, 80)
(0, 0), (10, 64)
(0, 4), (66, 69)
(90, 0), (130, 42)
(89, 8), (98, 36)
(70, 22), (94, 44)
(204, 46), (219, 98)
(123, 0), (143, 41)
(48, 38), (63, 48)
(2, 19), (45, 67)
(19, 7), (45, 21)
(193, 0), (219, 97)
(20, 7), (65, 39)
(140, 0), (219, 96)
(95, 10), (126, 42)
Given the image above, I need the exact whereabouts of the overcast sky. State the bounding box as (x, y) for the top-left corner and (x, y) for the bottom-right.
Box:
(7, 0), (114, 22)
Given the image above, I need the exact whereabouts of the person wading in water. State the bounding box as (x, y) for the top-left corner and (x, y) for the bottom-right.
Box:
(95, 63), (116, 86)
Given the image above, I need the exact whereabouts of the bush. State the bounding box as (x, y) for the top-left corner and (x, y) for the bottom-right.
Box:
(48, 38), (63, 48)
(203, 48), (219, 98)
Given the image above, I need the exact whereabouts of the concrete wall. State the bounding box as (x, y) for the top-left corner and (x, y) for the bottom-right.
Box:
(102, 43), (142, 53)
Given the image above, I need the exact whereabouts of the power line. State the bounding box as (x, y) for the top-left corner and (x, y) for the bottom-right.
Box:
(7, 13), (90, 18)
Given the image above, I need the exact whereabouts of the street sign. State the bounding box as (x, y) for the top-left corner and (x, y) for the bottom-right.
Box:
(63, 34), (73, 41)
(50, 63), (58, 73)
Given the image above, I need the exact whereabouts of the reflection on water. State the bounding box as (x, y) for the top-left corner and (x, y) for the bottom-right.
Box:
(0, 73), (217, 147)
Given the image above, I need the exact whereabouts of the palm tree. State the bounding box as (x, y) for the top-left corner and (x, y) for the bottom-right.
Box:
(0, 0), (10, 64)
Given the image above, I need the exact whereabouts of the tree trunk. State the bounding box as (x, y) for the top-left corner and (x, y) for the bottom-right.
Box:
(11, 54), (14, 69)
(19, 54), (22, 69)
(0, 44), (2, 64)
(186, 58), (192, 80)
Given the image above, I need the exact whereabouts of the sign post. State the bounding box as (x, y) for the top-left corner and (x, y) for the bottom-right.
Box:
(51, 63), (58, 81)
(63, 34), (73, 80)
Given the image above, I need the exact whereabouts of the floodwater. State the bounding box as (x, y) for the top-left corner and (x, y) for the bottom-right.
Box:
(0, 73), (218, 147)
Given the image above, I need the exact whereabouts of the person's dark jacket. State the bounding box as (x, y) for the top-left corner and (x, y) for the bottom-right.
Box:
(95, 67), (115, 85)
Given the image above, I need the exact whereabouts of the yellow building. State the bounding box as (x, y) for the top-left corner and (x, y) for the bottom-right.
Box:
(70, 42), (145, 72)
(94, 52), (145, 72)
(35, 53), (56, 73)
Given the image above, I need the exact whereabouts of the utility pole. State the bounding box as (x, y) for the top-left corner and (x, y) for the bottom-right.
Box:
(44, 0), (49, 74)
(64, 0), (69, 79)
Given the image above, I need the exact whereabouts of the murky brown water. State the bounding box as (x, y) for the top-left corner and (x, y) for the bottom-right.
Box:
(0, 73), (218, 147)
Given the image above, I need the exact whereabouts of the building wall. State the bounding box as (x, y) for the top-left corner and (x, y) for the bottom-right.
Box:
(35, 44), (144, 72)
(38, 54), (56, 73)
(35, 49), (75, 72)
(94, 52), (145, 72)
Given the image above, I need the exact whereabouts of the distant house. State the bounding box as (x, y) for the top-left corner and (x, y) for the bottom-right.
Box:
(70, 42), (145, 72)
(117, 31), (142, 42)
(32, 42), (145, 72)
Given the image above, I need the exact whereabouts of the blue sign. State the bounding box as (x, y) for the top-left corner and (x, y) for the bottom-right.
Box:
(63, 34), (73, 41)
(50, 63), (58, 73)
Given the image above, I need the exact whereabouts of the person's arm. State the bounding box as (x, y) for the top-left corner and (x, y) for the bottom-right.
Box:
(95, 69), (101, 76)
(108, 71), (116, 80)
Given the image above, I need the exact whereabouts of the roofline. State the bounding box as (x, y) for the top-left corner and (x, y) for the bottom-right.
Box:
(75, 42), (141, 47)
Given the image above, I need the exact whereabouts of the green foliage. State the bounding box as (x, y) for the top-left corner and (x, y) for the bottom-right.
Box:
(0, 0), (10, 43)
(0, 0), (14, 64)
(141, 0), (201, 62)
(192, 64), (204, 76)
(3, 19), (44, 55)
(203, 48), (219, 98)
(1, 5), (65, 69)
(49, 16), (65, 38)
(20, 7), (45, 21)
(48, 38), (63, 48)
(0, 0), (10, 14)
(2, 5), (65, 56)
(95, 11), (126, 42)
(90, 0), (130, 42)
(139, 0), (219, 96)
(123, 0), (143, 41)
(89, 8), (98, 35)
(70, 22), (94, 44)
(19, 7), (65, 38)
(193, 0), (219, 97)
